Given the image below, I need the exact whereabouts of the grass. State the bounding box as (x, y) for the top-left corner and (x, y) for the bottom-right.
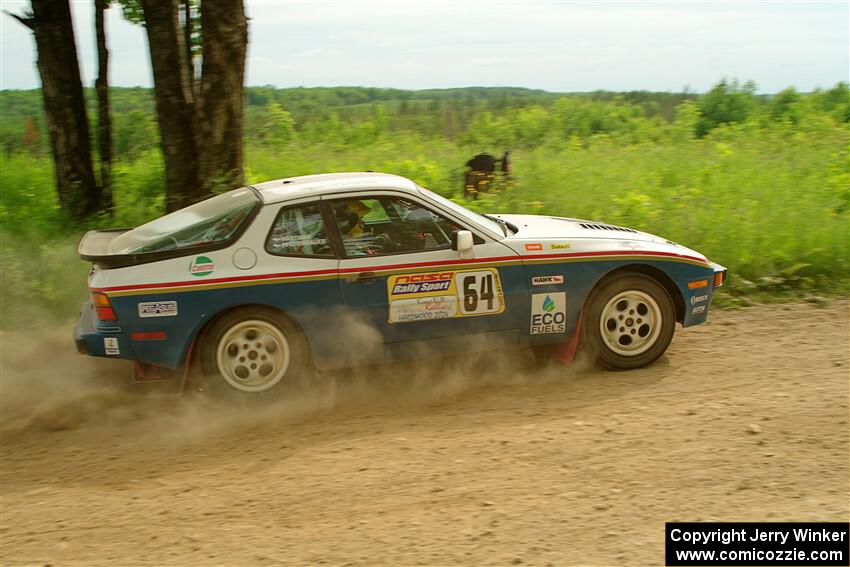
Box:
(1, 124), (848, 328)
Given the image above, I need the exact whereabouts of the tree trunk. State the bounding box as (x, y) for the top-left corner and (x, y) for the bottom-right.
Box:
(182, 1), (194, 85)
(139, 0), (202, 211)
(11, 0), (99, 220)
(95, 0), (113, 212)
(198, 0), (247, 193)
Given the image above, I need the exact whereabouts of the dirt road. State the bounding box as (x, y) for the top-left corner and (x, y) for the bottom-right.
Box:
(1, 301), (848, 566)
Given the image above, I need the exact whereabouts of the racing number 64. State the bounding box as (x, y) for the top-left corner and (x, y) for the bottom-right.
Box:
(458, 271), (501, 315)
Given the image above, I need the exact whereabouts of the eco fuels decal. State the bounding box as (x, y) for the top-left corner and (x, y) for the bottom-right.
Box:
(386, 268), (505, 323)
(190, 256), (215, 277)
(530, 292), (566, 334)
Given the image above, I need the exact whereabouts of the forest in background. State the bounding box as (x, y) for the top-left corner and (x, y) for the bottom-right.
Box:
(1, 81), (848, 326)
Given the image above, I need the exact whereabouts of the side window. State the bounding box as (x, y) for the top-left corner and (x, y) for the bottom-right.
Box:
(332, 196), (463, 257)
(266, 203), (333, 257)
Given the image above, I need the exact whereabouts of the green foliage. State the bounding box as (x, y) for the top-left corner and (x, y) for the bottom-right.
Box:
(1, 81), (848, 326)
(696, 79), (757, 136)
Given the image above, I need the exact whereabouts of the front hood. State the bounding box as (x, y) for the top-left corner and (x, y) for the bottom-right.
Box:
(491, 213), (709, 264)
(494, 214), (667, 243)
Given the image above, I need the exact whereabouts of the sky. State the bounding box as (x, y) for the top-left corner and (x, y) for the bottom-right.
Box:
(0, 0), (847, 93)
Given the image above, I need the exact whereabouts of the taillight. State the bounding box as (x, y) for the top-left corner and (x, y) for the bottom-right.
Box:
(92, 292), (117, 321)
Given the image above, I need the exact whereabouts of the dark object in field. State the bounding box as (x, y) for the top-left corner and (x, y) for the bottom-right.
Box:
(464, 151), (512, 199)
(464, 153), (497, 199)
(466, 153), (497, 174)
(501, 150), (511, 176)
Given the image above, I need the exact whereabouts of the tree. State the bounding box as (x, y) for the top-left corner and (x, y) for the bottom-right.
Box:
(138, 0), (202, 211)
(8, 1), (101, 220)
(770, 87), (803, 125)
(95, 0), (113, 211)
(126, 0), (247, 210)
(264, 102), (296, 145)
(20, 116), (42, 154)
(696, 79), (757, 137)
(197, 0), (248, 193)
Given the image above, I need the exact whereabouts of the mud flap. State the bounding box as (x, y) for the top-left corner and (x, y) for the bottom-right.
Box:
(133, 361), (170, 382)
(132, 340), (195, 393)
(553, 310), (583, 365)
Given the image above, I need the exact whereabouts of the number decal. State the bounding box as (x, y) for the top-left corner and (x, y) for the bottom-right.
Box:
(387, 268), (504, 323)
(456, 271), (501, 315)
(462, 275), (478, 312)
(480, 274), (494, 310)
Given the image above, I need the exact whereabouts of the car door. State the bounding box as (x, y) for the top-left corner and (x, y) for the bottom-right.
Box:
(328, 191), (526, 347)
(258, 199), (345, 365)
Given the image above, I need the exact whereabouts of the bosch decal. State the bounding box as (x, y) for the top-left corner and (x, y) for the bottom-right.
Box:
(530, 292), (566, 334)
(524, 243), (543, 251)
(532, 275), (564, 286)
(690, 294), (709, 305)
(138, 301), (178, 318)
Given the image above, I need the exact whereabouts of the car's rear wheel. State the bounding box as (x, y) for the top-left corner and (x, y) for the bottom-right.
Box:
(201, 308), (307, 397)
(582, 273), (675, 369)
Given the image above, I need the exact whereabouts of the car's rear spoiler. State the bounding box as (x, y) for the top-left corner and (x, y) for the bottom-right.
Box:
(78, 228), (132, 259)
(79, 228), (179, 269)
(79, 228), (238, 269)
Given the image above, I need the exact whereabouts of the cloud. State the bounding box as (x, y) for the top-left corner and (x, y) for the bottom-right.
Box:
(1, 0), (847, 92)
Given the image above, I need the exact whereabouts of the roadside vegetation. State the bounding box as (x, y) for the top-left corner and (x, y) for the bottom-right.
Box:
(1, 81), (848, 326)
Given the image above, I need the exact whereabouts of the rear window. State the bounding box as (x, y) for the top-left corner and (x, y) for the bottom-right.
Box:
(108, 188), (259, 254)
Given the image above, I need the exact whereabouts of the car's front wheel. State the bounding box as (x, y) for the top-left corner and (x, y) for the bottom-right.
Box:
(201, 308), (307, 397)
(582, 274), (676, 369)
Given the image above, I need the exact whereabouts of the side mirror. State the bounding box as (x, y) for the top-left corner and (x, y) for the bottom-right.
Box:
(452, 230), (475, 259)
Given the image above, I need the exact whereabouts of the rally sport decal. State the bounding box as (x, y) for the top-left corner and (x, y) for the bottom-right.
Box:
(386, 268), (505, 324)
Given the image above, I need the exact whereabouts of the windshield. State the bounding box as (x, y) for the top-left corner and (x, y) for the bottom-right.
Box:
(416, 186), (503, 236)
(108, 188), (260, 254)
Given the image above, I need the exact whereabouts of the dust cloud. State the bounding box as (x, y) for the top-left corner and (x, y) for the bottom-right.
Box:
(0, 313), (581, 441)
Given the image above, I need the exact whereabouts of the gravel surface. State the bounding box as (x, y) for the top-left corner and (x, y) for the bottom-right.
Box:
(1, 300), (848, 566)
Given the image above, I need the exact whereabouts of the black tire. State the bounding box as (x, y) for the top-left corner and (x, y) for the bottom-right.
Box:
(200, 307), (309, 398)
(582, 273), (676, 370)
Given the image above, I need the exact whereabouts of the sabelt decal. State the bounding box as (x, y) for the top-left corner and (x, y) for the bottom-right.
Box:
(530, 292), (566, 334)
(138, 301), (178, 318)
(690, 294), (709, 305)
(532, 275), (564, 286)
(525, 243), (543, 251)
(190, 256), (215, 277)
(550, 243), (570, 250)
(387, 268), (505, 323)
(104, 337), (120, 355)
(691, 305), (706, 315)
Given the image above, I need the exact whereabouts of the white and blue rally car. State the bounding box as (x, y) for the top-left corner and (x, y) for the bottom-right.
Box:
(75, 172), (726, 395)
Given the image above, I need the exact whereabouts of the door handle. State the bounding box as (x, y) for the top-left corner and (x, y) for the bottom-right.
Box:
(353, 271), (381, 283)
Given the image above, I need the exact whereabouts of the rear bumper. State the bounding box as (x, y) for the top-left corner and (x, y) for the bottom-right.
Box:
(74, 300), (132, 360)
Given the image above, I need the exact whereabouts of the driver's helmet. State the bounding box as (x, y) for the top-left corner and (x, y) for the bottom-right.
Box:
(344, 200), (371, 237)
